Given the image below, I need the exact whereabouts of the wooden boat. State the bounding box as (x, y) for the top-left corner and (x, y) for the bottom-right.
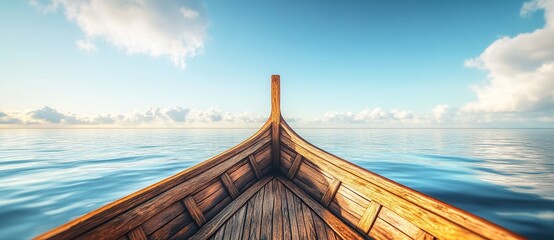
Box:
(36, 75), (523, 240)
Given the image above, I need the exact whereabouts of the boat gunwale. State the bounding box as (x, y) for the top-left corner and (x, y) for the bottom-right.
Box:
(279, 117), (524, 240)
(35, 120), (272, 240)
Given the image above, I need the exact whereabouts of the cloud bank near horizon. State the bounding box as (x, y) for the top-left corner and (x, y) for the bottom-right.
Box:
(31, 0), (208, 68)
(1, 105), (552, 128)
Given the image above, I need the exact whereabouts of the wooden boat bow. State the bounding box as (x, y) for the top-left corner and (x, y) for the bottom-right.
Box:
(36, 75), (524, 240)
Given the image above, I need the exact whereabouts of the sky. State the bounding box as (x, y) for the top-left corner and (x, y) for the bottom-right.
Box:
(0, 0), (553, 128)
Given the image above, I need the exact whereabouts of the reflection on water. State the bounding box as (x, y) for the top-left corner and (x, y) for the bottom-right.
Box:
(0, 128), (553, 239)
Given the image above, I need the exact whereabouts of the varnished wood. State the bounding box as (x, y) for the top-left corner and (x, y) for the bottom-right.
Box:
(321, 178), (341, 207)
(358, 201), (382, 233)
(277, 176), (366, 240)
(248, 155), (263, 180)
(287, 153), (303, 179)
(127, 226), (147, 240)
(271, 75), (281, 172)
(189, 176), (272, 240)
(183, 196), (206, 227)
(220, 173), (240, 199)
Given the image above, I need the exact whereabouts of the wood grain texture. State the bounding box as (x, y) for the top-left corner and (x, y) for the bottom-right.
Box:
(271, 75), (281, 172)
(183, 196), (206, 227)
(220, 173), (240, 199)
(189, 176), (272, 240)
(287, 153), (303, 179)
(248, 155), (263, 180)
(127, 226), (146, 240)
(276, 176), (366, 240)
(358, 201), (382, 233)
(321, 178), (341, 207)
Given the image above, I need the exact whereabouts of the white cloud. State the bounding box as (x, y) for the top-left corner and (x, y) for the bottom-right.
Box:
(321, 108), (416, 124)
(33, 0), (208, 68)
(463, 0), (554, 113)
(432, 104), (450, 123)
(76, 39), (97, 52)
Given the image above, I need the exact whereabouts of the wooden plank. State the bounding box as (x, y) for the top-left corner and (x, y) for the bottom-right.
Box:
(222, 209), (236, 240)
(228, 161), (250, 182)
(254, 145), (271, 169)
(293, 190), (309, 240)
(280, 120), (522, 240)
(285, 188), (302, 240)
(379, 207), (421, 238)
(301, 202), (317, 239)
(324, 224), (337, 240)
(247, 187), (265, 240)
(141, 201), (185, 234)
(271, 75), (281, 172)
(321, 178), (341, 207)
(332, 190), (365, 219)
(204, 196), (233, 221)
(220, 173), (240, 199)
(241, 196), (255, 240)
(212, 225), (225, 240)
(248, 155), (263, 179)
(183, 196), (206, 227)
(369, 218), (411, 240)
(273, 180), (284, 240)
(127, 226), (146, 240)
(197, 187), (227, 212)
(312, 212), (329, 240)
(287, 153), (303, 179)
(168, 221), (198, 240)
(337, 185), (370, 208)
(35, 122), (271, 240)
(328, 201), (360, 226)
(148, 212), (191, 240)
(280, 182), (292, 240)
(192, 179), (223, 207)
(234, 171), (255, 192)
(277, 176), (365, 240)
(358, 201), (382, 233)
(190, 176), (272, 240)
(230, 205), (247, 240)
(260, 180), (274, 239)
(416, 230), (435, 240)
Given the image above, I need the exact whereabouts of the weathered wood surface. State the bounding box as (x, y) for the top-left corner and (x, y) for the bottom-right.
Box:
(193, 178), (360, 240)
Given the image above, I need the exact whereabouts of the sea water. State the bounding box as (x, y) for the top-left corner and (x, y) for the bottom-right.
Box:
(0, 128), (552, 239)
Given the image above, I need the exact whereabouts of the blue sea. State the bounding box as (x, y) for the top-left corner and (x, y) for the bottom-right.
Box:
(0, 128), (553, 239)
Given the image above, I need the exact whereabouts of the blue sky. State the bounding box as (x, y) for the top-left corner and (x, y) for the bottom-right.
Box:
(0, 0), (553, 127)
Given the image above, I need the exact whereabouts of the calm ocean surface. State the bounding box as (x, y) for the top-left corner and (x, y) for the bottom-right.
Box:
(0, 128), (553, 239)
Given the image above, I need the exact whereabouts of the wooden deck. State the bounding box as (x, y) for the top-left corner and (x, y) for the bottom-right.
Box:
(190, 176), (364, 240)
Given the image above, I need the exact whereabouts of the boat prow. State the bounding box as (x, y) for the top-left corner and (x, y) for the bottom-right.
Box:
(36, 75), (524, 240)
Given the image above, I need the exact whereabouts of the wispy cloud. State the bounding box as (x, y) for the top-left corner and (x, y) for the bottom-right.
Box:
(463, 0), (554, 113)
(31, 0), (208, 68)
